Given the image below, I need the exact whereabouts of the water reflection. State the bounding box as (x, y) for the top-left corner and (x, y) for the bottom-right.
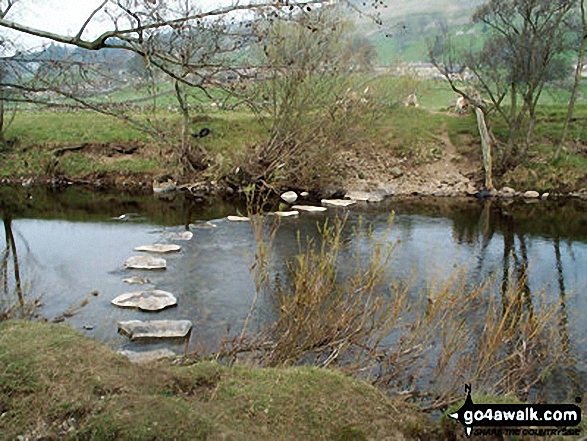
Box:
(1, 188), (586, 399)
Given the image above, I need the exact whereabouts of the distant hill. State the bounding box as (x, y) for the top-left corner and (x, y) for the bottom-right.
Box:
(345, 0), (486, 64)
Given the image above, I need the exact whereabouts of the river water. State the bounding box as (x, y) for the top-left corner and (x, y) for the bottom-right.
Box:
(1, 186), (586, 400)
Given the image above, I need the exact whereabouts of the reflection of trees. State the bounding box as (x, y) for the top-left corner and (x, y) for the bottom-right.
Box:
(1, 216), (24, 315)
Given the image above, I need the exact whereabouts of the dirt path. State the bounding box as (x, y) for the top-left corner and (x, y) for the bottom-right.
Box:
(341, 121), (481, 197)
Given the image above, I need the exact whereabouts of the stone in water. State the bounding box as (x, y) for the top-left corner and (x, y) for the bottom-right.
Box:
(280, 191), (298, 203)
(112, 290), (177, 311)
(292, 205), (327, 213)
(167, 231), (193, 241)
(227, 215), (250, 222)
(118, 320), (192, 340)
(321, 199), (357, 207)
(124, 255), (166, 270)
(273, 211), (299, 217)
(123, 276), (151, 285)
(134, 244), (181, 253)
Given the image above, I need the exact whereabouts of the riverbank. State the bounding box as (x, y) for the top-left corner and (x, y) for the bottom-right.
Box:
(2, 106), (587, 199)
(0, 320), (440, 440)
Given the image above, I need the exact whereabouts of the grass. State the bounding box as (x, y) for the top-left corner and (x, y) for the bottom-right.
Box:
(0, 320), (438, 440)
(1, 78), (587, 191)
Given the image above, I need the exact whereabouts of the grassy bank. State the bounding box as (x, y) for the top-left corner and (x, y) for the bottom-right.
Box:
(0, 320), (438, 440)
(1, 83), (587, 192)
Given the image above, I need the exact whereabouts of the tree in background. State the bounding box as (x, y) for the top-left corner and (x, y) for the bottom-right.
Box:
(0, 0), (382, 180)
(431, 0), (574, 170)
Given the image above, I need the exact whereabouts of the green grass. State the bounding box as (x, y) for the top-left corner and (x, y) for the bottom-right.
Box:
(0, 320), (438, 440)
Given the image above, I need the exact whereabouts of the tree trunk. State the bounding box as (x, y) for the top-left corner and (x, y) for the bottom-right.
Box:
(556, 0), (586, 159)
(475, 107), (494, 191)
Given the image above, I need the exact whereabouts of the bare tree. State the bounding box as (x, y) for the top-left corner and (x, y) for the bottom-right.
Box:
(431, 0), (573, 171)
(556, 0), (587, 159)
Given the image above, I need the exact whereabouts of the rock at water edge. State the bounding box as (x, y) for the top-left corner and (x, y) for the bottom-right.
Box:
(118, 320), (193, 340)
(118, 349), (176, 364)
(281, 191), (298, 203)
(523, 190), (540, 198)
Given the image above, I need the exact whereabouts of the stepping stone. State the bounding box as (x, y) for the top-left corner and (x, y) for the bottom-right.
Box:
(321, 199), (357, 207)
(123, 276), (151, 285)
(292, 205), (327, 213)
(112, 290), (177, 311)
(134, 244), (181, 253)
(124, 255), (167, 270)
(281, 191), (298, 203)
(118, 320), (192, 340)
(189, 221), (217, 229)
(272, 211), (299, 217)
(166, 231), (193, 241)
(118, 349), (176, 364)
(227, 215), (250, 222)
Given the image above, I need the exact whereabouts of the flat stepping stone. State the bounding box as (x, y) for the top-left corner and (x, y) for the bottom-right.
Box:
(118, 320), (192, 340)
(272, 211), (299, 217)
(124, 255), (167, 270)
(134, 244), (181, 253)
(292, 205), (327, 212)
(321, 199), (357, 207)
(227, 215), (250, 222)
(166, 231), (193, 241)
(112, 290), (177, 311)
(123, 276), (151, 285)
(189, 221), (217, 229)
(118, 349), (176, 364)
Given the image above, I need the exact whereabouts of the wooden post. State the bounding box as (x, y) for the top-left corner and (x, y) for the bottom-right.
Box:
(475, 107), (494, 191)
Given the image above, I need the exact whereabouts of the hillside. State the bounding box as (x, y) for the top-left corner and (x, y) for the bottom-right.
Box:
(346, 0), (486, 63)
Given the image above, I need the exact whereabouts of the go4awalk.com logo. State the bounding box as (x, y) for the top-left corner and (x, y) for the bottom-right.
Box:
(449, 385), (582, 438)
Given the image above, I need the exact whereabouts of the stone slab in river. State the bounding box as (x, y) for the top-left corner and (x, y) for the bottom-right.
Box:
(122, 276), (151, 285)
(134, 244), (181, 253)
(166, 231), (193, 241)
(118, 348), (176, 364)
(273, 211), (299, 217)
(227, 215), (250, 222)
(111, 290), (177, 311)
(321, 199), (357, 207)
(292, 205), (327, 213)
(118, 320), (193, 340)
(124, 255), (167, 270)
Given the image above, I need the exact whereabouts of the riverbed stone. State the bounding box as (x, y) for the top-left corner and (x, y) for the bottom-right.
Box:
(280, 191), (298, 203)
(118, 348), (177, 363)
(523, 190), (540, 198)
(291, 205), (327, 213)
(111, 290), (177, 311)
(123, 255), (167, 270)
(321, 199), (357, 207)
(118, 320), (193, 340)
(134, 244), (181, 253)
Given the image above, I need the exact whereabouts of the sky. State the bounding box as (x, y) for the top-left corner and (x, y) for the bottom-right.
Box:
(1, 0), (238, 50)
